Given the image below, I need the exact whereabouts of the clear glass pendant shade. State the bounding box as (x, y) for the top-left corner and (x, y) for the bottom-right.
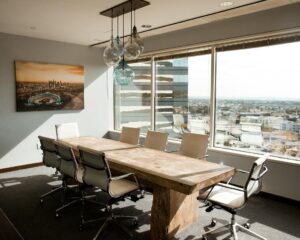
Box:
(133, 26), (144, 53)
(124, 37), (141, 60)
(103, 38), (121, 67)
(113, 58), (135, 85)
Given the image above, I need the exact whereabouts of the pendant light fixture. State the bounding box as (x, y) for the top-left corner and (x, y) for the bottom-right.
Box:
(100, 0), (150, 84)
(124, 1), (141, 60)
(113, 9), (135, 85)
(132, 9), (144, 54)
(103, 10), (121, 67)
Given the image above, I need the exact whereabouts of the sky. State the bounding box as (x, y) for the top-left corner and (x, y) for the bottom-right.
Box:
(188, 41), (300, 100)
(15, 60), (84, 84)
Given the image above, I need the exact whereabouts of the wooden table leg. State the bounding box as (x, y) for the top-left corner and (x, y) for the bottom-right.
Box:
(150, 185), (198, 240)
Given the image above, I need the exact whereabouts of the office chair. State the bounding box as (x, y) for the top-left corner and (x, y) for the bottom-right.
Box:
(78, 146), (141, 239)
(178, 132), (209, 159)
(54, 141), (88, 217)
(201, 154), (269, 240)
(172, 114), (190, 134)
(144, 130), (168, 151)
(38, 136), (62, 204)
(119, 126), (140, 145)
(55, 122), (80, 140)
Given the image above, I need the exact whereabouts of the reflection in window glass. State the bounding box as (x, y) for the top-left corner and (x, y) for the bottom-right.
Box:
(215, 42), (300, 160)
(155, 55), (211, 138)
(114, 61), (151, 133)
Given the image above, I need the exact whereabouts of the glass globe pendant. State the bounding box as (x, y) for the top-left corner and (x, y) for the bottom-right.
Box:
(114, 16), (124, 56)
(124, 37), (141, 60)
(113, 57), (135, 85)
(133, 25), (144, 54)
(103, 36), (121, 67)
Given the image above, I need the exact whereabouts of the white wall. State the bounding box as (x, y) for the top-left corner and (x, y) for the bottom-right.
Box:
(0, 33), (109, 169)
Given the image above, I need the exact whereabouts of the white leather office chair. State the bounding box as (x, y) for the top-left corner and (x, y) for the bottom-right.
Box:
(201, 154), (269, 240)
(55, 122), (80, 140)
(78, 146), (141, 239)
(144, 130), (168, 151)
(119, 127), (140, 145)
(178, 132), (209, 159)
(173, 114), (190, 134)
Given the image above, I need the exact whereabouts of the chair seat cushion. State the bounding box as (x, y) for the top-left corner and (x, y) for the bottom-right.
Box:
(109, 179), (139, 198)
(201, 185), (246, 209)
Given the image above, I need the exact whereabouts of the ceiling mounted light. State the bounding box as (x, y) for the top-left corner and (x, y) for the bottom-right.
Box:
(220, 1), (234, 7)
(100, 0), (150, 85)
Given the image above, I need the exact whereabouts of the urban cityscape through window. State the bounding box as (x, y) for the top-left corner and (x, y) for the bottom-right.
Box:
(113, 38), (300, 161)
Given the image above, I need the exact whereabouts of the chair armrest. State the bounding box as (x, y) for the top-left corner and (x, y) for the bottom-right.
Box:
(226, 168), (250, 184)
(250, 166), (268, 180)
(111, 173), (139, 185)
(217, 182), (245, 192)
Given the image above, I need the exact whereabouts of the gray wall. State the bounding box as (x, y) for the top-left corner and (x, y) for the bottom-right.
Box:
(0, 33), (108, 169)
(144, 3), (300, 53)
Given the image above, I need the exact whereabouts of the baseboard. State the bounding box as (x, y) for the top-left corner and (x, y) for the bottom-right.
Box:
(0, 162), (43, 173)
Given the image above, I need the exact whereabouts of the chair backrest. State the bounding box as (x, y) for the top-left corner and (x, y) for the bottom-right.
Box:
(144, 130), (168, 151)
(119, 127), (140, 145)
(38, 136), (60, 169)
(245, 153), (269, 198)
(78, 146), (111, 192)
(173, 114), (184, 127)
(55, 122), (80, 140)
(55, 141), (78, 178)
(179, 133), (209, 159)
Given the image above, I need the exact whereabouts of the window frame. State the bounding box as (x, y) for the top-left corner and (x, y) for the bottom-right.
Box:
(113, 29), (300, 163)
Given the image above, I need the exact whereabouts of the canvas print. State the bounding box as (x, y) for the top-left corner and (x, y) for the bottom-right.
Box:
(15, 60), (84, 111)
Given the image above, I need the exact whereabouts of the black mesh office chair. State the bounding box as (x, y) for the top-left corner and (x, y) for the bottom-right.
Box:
(201, 154), (269, 240)
(78, 145), (141, 240)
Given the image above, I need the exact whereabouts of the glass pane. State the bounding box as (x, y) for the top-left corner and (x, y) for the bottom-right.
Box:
(114, 61), (151, 133)
(215, 41), (300, 161)
(155, 55), (211, 139)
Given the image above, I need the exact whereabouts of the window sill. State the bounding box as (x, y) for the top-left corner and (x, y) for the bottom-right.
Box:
(208, 146), (300, 167)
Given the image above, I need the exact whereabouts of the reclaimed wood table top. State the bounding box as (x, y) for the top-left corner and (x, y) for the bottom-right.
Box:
(58, 136), (235, 195)
(105, 147), (235, 195)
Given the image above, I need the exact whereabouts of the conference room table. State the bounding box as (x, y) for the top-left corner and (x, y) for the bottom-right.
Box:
(57, 136), (235, 240)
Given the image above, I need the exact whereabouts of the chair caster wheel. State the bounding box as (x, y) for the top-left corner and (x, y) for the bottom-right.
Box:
(243, 223), (250, 229)
(132, 219), (138, 227)
(55, 212), (60, 218)
(210, 219), (216, 227)
(202, 236), (208, 240)
(40, 199), (44, 204)
(79, 225), (83, 231)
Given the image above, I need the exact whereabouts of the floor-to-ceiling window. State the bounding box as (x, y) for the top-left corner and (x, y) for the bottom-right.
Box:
(113, 33), (300, 161)
(215, 41), (300, 159)
(155, 54), (211, 138)
(114, 60), (152, 133)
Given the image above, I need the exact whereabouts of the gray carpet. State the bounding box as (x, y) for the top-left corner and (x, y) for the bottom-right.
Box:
(0, 166), (299, 240)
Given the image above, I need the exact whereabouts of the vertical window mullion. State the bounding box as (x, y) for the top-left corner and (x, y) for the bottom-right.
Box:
(210, 47), (217, 147)
(151, 57), (156, 131)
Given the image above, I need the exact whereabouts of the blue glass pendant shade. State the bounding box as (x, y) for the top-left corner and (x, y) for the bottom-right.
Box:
(113, 58), (135, 85)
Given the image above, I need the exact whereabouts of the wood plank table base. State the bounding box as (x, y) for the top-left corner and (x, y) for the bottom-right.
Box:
(151, 186), (199, 240)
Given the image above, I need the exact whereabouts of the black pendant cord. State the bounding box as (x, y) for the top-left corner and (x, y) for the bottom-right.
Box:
(130, 0), (133, 42)
(110, 9), (114, 43)
(117, 15), (119, 37)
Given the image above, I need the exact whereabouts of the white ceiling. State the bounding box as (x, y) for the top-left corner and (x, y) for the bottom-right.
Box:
(0, 0), (297, 46)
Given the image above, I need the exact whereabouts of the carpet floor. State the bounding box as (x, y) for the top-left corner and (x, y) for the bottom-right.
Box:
(0, 166), (299, 240)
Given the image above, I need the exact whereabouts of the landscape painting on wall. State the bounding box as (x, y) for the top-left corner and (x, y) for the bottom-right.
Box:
(15, 60), (84, 112)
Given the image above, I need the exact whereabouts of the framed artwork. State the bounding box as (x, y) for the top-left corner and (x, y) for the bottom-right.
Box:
(15, 60), (84, 112)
